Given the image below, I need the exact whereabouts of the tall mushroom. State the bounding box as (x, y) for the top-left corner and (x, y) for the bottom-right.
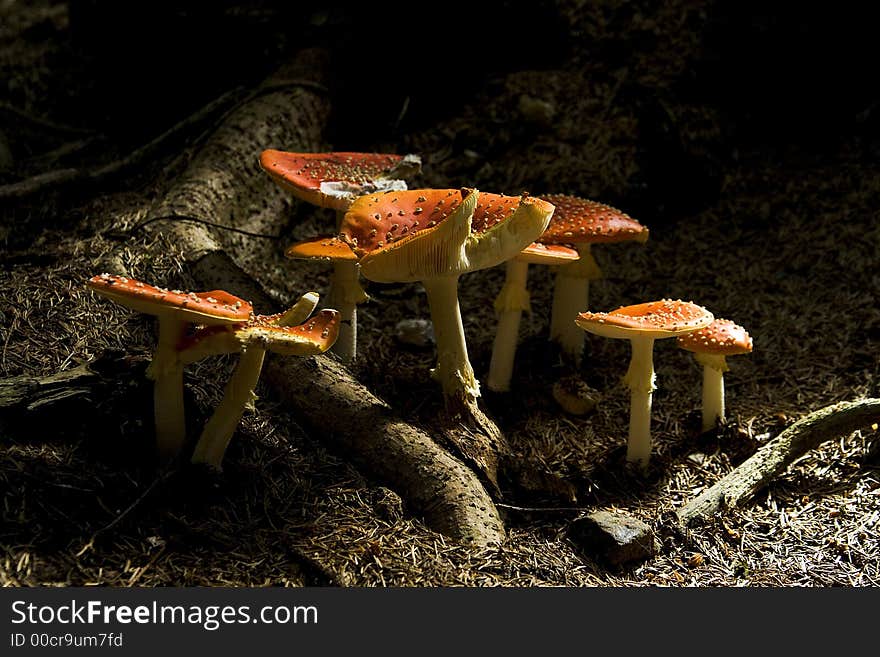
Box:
(288, 189), (554, 486)
(677, 318), (753, 432)
(540, 194), (649, 365)
(186, 307), (340, 470)
(345, 189), (553, 410)
(260, 150), (421, 362)
(575, 299), (714, 467)
(87, 273), (253, 460)
(486, 242), (579, 392)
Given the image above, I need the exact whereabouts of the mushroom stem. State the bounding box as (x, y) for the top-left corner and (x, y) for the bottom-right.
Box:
(622, 337), (657, 468)
(549, 243), (602, 365)
(487, 259), (531, 392)
(422, 275), (480, 412)
(327, 210), (367, 363)
(148, 318), (188, 461)
(327, 260), (366, 363)
(696, 352), (729, 432)
(191, 345), (266, 469)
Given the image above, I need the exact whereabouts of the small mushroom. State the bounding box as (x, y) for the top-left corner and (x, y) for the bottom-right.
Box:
(540, 194), (649, 365)
(486, 242), (577, 392)
(576, 299), (713, 467)
(340, 188), (554, 418)
(188, 305), (339, 470)
(260, 150), (421, 362)
(677, 318), (753, 432)
(87, 274), (252, 460)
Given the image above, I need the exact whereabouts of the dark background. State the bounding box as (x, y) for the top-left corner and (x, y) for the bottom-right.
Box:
(8, 1), (878, 220)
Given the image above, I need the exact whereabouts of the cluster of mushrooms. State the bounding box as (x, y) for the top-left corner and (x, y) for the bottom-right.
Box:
(88, 149), (753, 471)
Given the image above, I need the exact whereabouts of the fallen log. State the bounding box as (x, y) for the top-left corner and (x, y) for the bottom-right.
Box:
(136, 48), (505, 545)
(676, 398), (880, 526)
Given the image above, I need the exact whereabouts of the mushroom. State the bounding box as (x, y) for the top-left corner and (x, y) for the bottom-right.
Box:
(540, 194), (649, 365)
(336, 188), (554, 420)
(677, 318), (753, 432)
(86, 273), (253, 460)
(260, 150), (421, 362)
(575, 299), (714, 467)
(486, 242), (579, 392)
(186, 304), (340, 470)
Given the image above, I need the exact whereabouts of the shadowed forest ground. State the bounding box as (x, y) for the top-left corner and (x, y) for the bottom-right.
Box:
(1, 1), (877, 586)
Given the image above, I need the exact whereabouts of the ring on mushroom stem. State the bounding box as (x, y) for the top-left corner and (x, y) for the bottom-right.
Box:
(86, 273), (253, 461)
(487, 242), (577, 393)
(260, 149), (421, 363)
(575, 299), (714, 468)
(677, 318), (753, 432)
(538, 194), (649, 366)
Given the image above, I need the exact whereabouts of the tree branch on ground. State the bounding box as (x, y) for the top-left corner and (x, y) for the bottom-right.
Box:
(676, 398), (880, 526)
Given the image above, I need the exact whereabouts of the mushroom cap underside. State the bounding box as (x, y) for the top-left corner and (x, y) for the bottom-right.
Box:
(240, 309), (340, 355)
(539, 193), (648, 245)
(88, 274), (252, 324)
(516, 242), (580, 265)
(678, 318), (753, 355)
(576, 299), (714, 339)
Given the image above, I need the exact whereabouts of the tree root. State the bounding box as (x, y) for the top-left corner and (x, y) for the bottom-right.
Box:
(676, 398), (880, 526)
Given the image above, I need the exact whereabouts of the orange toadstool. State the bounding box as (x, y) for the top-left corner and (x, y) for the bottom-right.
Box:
(261, 150), (421, 362)
(334, 188), (554, 419)
(540, 194), (649, 365)
(351, 189), (554, 415)
(183, 300), (339, 470)
(87, 273), (253, 460)
(677, 318), (753, 432)
(576, 299), (713, 467)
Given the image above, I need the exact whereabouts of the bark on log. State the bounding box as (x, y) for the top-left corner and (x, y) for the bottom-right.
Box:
(676, 398), (880, 526)
(140, 49), (505, 545)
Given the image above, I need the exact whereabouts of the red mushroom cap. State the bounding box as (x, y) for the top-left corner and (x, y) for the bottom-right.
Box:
(471, 192), (530, 233)
(516, 242), (580, 265)
(539, 194), (648, 245)
(285, 235), (358, 262)
(576, 299), (713, 339)
(260, 150), (417, 211)
(344, 189), (554, 283)
(88, 274), (253, 324)
(677, 318), (753, 356)
(340, 188), (467, 255)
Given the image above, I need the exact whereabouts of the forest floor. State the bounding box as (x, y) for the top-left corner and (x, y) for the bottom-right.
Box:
(1, 1), (878, 586)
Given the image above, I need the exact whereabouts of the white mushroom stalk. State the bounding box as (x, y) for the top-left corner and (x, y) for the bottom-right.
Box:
(487, 242), (577, 392)
(422, 275), (480, 406)
(677, 318), (753, 432)
(150, 318), (188, 459)
(576, 299), (714, 469)
(622, 335), (657, 466)
(697, 353), (727, 432)
(549, 243), (602, 364)
(261, 150), (422, 363)
(487, 259), (531, 392)
(327, 210), (368, 363)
